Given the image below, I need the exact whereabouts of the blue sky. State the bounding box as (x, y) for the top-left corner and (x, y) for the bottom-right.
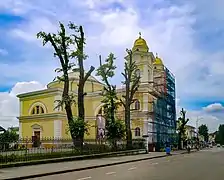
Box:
(0, 0), (224, 132)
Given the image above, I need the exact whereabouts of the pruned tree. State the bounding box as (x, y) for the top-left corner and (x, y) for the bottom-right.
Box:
(176, 108), (189, 149)
(96, 53), (125, 149)
(198, 124), (209, 142)
(37, 22), (94, 146)
(120, 49), (141, 149)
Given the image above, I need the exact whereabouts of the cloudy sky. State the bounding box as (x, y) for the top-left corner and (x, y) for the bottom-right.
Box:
(0, 0), (224, 132)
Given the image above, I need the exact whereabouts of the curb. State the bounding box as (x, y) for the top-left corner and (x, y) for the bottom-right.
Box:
(4, 154), (168, 180)
(0, 149), (146, 169)
(3, 150), (198, 180)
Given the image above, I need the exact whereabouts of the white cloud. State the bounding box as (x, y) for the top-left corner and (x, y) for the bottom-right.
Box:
(203, 103), (224, 113)
(0, 0), (224, 129)
(0, 81), (45, 129)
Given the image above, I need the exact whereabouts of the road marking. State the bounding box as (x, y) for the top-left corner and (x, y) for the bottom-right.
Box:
(151, 162), (158, 165)
(77, 176), (92, 180)
(106, 172), (116, 175)
(128, 167), (137, 170)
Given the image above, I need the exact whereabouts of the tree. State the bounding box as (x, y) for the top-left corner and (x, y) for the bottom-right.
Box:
(120, 49), (141, 149)
(176, 108), (189, 149)
(0, 130), (19, 150)
(215, 124), (224, 145)
(198, 124), (209, 142)
(96, 53), (125, 149)
(37, 22), (94, 146)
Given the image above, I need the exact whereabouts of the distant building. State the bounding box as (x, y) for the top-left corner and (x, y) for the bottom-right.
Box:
(209, 131), (217, 143)
(185, 125), (196, 140)
(0, 126), (6, 133)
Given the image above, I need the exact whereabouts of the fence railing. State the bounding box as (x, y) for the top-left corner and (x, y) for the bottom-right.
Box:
(0, 138), (146, 165)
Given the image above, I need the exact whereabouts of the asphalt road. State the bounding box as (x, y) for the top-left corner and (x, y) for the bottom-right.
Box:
(32, 147), (224, 180)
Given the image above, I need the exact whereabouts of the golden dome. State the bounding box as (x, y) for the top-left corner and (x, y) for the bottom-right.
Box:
(132, 32), (149, 52)
(153, 54), (163, 65)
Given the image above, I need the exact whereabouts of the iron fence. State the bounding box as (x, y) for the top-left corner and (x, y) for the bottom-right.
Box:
(0, 138), (145, 165)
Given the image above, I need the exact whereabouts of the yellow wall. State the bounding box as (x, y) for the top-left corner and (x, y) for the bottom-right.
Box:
(21, 95), (56, 116)
(21, 119), (54, 138)
(48, 80), (103, 93)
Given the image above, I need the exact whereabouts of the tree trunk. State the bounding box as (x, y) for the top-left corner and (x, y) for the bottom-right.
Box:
(77, 82), (85, 148)
(125, 101), (132, 149)
(63, 73), (76, 142)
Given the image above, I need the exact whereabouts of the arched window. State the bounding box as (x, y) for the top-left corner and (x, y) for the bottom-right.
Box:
(31, 105), (45, 115)
(135, 127), (141, 137)
(134, 100), (140, 110)
(97, 106), (104, 116)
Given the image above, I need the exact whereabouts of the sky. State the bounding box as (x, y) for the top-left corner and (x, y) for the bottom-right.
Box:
(0, 0), (224, 132)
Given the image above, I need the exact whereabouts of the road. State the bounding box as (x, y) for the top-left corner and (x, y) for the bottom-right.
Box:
(31, 148), (224, 180)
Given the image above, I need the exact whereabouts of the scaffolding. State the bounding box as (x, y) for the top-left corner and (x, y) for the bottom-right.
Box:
(150, 66), (177, 151)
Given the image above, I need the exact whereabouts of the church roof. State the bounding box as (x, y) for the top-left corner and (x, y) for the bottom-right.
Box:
(67, 71), (100, 83)
(153, 54), (164, 65)
(132, 33), (149, 52)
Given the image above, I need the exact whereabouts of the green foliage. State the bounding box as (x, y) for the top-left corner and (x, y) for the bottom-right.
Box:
(37, 22), (95, 142)
(96, 53), (125, 146)
(176, 108), (189, 149)
(198, 124), (209, 142)
(66, 117), (90, 139)
(0, 130), (19, 150)
(106, 119), (126, 141)
(215, 124), (224, 145)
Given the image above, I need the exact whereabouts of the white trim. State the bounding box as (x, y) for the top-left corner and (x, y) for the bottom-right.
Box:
(54, 120), (62, 138)
(19, 122), (22, 138)
(20, 101), (23, 116)
(31, 124), (42, 138)
(28, 101), (48, 115)
(94, 103), (105, 116)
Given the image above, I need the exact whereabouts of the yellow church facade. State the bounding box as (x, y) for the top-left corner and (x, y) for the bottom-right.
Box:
(17, 35), (169, 148)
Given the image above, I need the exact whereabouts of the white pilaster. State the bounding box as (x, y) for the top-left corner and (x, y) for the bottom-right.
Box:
(142, 65), (148, 83)
(19, 122), (22, 138)
(20, 101), (23, 116)
(143, 93), (148, 111)
(143, 119), (148, 136)
(54, 120), (62, 138)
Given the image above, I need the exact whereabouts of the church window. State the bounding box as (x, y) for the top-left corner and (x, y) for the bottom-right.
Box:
(31, 105), (45, 115)
(135, 127), (141, 137)
(134, 100), (140, 110)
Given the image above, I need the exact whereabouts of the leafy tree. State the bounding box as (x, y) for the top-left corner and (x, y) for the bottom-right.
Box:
(215, 124), (224, 145)
(198, 124), (209, 142)
(37, 22), (94, 146)
(0, 130), (19, 150)
(120, 49), (141, 149)
(176, 108), (189, 149)
(96, 53), (125, 148)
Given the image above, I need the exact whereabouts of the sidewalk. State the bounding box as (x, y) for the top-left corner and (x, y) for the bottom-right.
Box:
(0, 150), (189, 180)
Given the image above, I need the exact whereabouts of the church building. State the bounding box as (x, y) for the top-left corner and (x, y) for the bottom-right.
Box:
(17, 34), (176, 151)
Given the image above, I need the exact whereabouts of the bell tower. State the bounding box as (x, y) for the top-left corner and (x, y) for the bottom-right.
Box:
(128, 33), (154, 84)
